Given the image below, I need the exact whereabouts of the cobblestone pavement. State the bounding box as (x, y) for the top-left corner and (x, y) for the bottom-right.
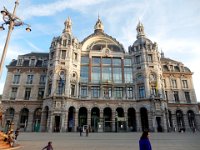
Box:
(16, 132), (200, 150)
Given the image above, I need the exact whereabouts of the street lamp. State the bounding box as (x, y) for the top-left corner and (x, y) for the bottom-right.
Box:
(0, 0), (31, 79)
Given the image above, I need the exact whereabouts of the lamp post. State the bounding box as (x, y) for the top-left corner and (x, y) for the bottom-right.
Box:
(0, 0), (31, 79)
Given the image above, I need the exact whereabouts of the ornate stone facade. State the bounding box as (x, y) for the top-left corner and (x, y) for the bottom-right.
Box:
(1, 17), (199, 133)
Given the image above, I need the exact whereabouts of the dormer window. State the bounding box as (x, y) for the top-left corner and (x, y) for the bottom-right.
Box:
(30, 59), (35, 66)
(17, 59), (23, 66)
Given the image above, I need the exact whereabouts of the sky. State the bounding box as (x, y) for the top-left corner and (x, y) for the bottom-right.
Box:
(0, 0), (200, 102)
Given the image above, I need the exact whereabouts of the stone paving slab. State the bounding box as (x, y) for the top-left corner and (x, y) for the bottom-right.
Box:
(16, 132), (200, 150)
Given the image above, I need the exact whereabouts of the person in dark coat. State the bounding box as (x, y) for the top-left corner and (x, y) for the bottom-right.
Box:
(139, 131), (152, 150)
(42, 141), (53, 150)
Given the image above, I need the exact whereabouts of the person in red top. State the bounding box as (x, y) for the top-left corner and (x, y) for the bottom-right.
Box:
(42, 141), (53, 150)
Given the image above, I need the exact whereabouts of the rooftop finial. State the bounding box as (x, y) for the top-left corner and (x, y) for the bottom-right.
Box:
(136, 20), (145, 39)
(63, 16), (72, 34)
(94, 15), (104, 33)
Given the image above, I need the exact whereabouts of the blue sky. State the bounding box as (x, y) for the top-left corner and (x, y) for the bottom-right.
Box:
(0, 0), (200, 102)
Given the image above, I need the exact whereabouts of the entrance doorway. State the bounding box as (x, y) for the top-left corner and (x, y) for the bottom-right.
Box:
(156, 117), (163, 132)
(54, 116), (60, 132)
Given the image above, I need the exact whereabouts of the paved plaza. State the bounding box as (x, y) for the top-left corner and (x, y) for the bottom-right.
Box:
(13, 132), (200, 150)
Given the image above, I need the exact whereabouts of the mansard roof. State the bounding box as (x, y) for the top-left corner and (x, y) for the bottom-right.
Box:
(22, 52), (49, 58)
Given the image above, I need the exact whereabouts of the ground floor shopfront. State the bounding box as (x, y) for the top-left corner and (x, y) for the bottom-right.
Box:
(1, 98), (200, 133)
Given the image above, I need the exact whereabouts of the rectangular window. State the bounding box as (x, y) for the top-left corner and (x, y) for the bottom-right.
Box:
(81, 56), (89, 64)
(124, 58), (132, 66)
(92, 57), (101, 65)
(63, 40), (67, 46)
(112, 58), (121, 66)
(13, 75), (20, 84)
(80, 66), (88, 82)
(71, 84), (75, 97)
(139, 85), (145, 98)
(103, 87), (112, 99)
(126, 87), (133, 99)
(61, 50), (66, 59)
(102, 67), (112, 82)
(91, 86), (100, 98)
(113, 68), (122, 83)
(38, 88), (45, 99)
(174, 91), (179, 103)
(182, 80), (188, 88)
(74, 53), (78, 60)
(57, 79), (65, 95)
(124, 68), (133, 83)
(92, 67), (100, 83)
(172, 79), (177, 88)
(135, 55), (141, 64)
(185, 92), (191, 103)
(114, 87), (123, 98)
(10, 87), (18, 100)
(43, 60), (48, 67)
(27, 75), (33, 84)
(24, 88), (31, 100)
(102, 57), (111, 65)
(39, 75), (46, 84)
(147, 54), (153, 62)
(81, 86), (87, 97)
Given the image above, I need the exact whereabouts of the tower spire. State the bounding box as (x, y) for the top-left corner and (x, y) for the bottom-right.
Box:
(94, 15), (104, 33)
(136, 20), (145, 39)
(63, 16), (72, 34)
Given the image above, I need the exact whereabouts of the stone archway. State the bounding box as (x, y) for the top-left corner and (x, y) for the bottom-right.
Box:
(140, 107), (149, 131)
(33, 108), (42, 132)
(78, 107), (87, 127)
(68, 106), (76, 132)
(116, 107), (125, 132)
(128, 107), (136, 131)
(103, 107), (112, 132)
(19, 108), (29, 131)
(4, 107), (15, 132)
(91, 107), (100, 132)
(176, 110), (185, 132)
(187, 110), (196, 130)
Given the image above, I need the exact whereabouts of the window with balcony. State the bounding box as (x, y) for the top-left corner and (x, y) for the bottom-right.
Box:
(24, 88), (31, 100)
(172, 79), (177, 88)
(174, 91), (179, 103)
(114, 87), (123, 98)
(185, 92), (191, 103)
(10, 87), (18, 100)
(139, 85), (145, 98)
(126, 87), (133, 99)
(182, 80), (188, 88)
(38, 88), (44, 99)
(81, 86), (87, 97)
(13, 75), (20, 84)
(30, 59), (35, 66)
(103, 87), (112, 99)
(39, 75), (46, 85)
(71, 84), (75, 97)
(91, 86), (100, 98)
(27, 75), (33, 84)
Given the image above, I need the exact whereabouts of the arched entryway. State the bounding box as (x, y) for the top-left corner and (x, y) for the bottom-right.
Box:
(68, 106), (75, 132)
(176, 110), (185, 132)
(5, 107), (15, 132)
(78, 107), (87, 127)
(91, 107), (100, 132)
(187, 110), (196, 130)
(116, 107), (126, 132)
(140, 107), (149, 131)
(128, 107), (136, 131)
(33, 108), (42, 132)
(43, 106), (49, 132)
(19, 108), (29, 131)
(103, 107), (112, 132)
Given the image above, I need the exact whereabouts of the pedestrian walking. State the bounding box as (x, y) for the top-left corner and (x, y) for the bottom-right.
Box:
(86, 127), (89, 137)
(139, 131), (152, 150)
(79, 126), (83, 136)
(42, 141), (53, 150)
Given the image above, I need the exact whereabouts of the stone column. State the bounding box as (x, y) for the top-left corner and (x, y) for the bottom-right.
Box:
(183, 113), (189, 131)
(49, 112), (53, 132)
(63, 110), (68, 132)
(136, 111), (141, 131)
(74, 109), (78, 132)
(87, 109), (91, 127)
(112, 110), (116, 132)
(61, 112), (66, 132)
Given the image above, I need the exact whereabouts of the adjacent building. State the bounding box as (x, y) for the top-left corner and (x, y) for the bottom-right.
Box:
(1, 17), (199, 132)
